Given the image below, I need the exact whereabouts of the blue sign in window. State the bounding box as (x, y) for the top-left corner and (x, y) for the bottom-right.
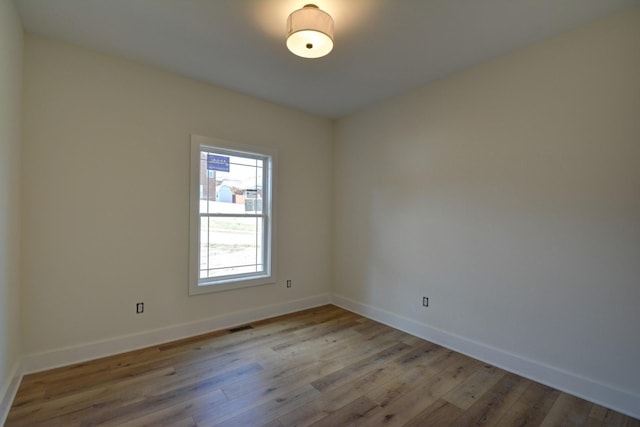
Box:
(207, 154), (230, 172)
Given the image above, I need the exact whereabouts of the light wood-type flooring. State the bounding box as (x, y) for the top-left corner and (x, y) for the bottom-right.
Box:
(7, 305), (639, 426)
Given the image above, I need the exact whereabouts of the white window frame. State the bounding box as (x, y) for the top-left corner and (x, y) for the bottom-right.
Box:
(189, 134), (277, 295)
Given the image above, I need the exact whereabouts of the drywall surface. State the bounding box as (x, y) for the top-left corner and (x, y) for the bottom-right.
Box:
(334, 6), (640, 403)
(21, 36), (333, 355)
(0, 0), (23, 410)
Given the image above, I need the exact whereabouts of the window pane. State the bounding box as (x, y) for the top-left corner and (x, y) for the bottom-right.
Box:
(199, 152), (264, 214)
(199, 216), (264, 279)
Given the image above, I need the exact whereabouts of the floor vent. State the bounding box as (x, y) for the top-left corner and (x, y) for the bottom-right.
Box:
(228, 324), (254, 333)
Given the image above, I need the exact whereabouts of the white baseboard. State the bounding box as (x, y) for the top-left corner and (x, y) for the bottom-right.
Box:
(331, 294), (640, 419)
(22, 294), (331, 375)
(0, 360), (23, 426)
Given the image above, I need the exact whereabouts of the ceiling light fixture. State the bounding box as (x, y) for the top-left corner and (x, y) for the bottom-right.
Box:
(286, 4), (334, 59)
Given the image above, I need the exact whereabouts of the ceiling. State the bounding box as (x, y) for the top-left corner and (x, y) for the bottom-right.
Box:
(14, 0), (640, 118)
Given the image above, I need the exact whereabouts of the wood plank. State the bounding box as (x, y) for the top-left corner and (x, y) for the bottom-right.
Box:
(540, 392), (593, 426)
(442, 363), (507, 410)
(276, 352), (418, 427)
(217, 320), (416, 409)
(587, 404), (630, 427)
(448, 372), (529, 426)
(310, 342), (413, 392)
(403, 399), (464, 427)
(308, 395), (381, 427)
(365, 350), (475, 411)
(112, 389), (225, 427)
(359, 353), (483, 426)
(197, 384), (321, 427)
(7, 366), (175, 425)
(495, 382), (560, 427)
(625, 417), (640, 427)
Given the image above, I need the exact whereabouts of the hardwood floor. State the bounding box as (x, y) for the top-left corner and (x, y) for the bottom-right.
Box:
(7, 305), (639, 426)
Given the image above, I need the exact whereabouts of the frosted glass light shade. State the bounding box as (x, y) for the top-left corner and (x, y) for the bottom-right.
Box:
(286, 4), (334, 58)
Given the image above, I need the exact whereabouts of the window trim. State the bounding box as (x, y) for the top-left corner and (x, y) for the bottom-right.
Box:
(189, 134), (277, 295)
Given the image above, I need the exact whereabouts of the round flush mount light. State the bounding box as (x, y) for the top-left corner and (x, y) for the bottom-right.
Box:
(286, 4), (334, 59)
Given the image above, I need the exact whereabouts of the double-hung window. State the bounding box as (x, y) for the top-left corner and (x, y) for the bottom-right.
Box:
(189, 135), (276, 295)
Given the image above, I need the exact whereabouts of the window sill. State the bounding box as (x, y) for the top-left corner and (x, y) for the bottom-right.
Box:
(189, 275), (276, 295)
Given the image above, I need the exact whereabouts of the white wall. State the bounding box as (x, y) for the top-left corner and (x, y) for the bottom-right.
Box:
(0, 0), (23, 417)
(334, 7), (640, 414)
(21, 36), (333, 356)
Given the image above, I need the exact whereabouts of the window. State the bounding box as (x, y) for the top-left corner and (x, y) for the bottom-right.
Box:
(189, 135), (276, 295)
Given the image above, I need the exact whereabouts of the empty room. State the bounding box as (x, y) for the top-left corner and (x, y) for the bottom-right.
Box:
(1, 0), (639, 425)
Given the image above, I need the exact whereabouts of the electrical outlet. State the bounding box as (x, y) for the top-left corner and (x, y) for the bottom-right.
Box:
(422, 297), (429, 307)
(136, 302), (144, 314)
(286, 279), (292, 288)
